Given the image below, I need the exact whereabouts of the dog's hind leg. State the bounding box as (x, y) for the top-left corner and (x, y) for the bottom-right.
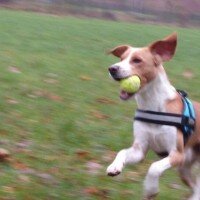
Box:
(188, 145), (200, 200)
(106, 142), (146, 176)
(179, 148), (196, 189)
(188, 176), (200, 200)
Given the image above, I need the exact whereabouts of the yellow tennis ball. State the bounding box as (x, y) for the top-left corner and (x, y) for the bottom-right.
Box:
(120, 76), (141, 93)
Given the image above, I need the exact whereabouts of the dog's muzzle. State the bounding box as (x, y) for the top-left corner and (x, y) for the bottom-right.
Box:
(108, 65), (121, 81)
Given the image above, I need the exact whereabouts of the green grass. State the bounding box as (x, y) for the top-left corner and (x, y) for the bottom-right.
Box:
(0, 9), (199, 200)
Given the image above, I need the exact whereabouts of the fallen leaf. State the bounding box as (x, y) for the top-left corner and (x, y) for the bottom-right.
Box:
(27, 94), (37, 99)
(18, 175), (30, 183)
(2, 186), (15, 193)
(44, 79), (58, 84)
(48, 167), (59, 174)
(121, 190), (135, 197)
(47, 94), (63, 102)
(76, 150), (90, 159)
(8, 66), (21, 73)
(86, 161), (102, 174)
(26, 151), (39, 160)
(16, 141), (32, 149)
(36, 173), (58, 185)
(91, 110), (109, 120)
(29, 119), (38, 123)
(99, 189), (110, 198)
(0, 139), (10, 145)
(42, 155), (57, 161)
(32, 90), (63, 102)
(37, 173), (53, 180)
(96, 97), (117, 105)
(182, 70), (194, 79)
(33, 90), (44, 97)
(168, 183), (183, 190)
(83, 187), (109, 198)
(0, 130), (8, 136)
(46, 73), (58, 78)
(7, 99), (19, 104)
(84, 187), (99, 195)
(79, 75), (92, 81)
(0, 148), (10, 161)
(12, 160), (29, 170)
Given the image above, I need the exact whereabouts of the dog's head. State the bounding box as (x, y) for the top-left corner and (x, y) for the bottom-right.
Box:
(108, 33), (177, 100)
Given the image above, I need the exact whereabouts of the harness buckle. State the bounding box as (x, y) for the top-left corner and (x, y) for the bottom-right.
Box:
(182, 116), (195, 128)
(177, 89), (188, 98)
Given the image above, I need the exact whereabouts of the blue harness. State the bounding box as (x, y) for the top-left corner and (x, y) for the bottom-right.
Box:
(179, 90), (195, 142)
(134, 90), (196, 144)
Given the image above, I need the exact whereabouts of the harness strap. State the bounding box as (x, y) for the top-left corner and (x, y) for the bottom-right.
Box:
(134, 90), (196, 144)
(134, 109), (194, 129)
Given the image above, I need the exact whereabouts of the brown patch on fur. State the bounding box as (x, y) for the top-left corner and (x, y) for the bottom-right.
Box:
(169, 129), (184, 167)
(108, 45), (130, 58)
(176, 130), (185, 154)
(149, 33), (177, 62)
(182, 70), (194, 79)
(121, 48), (131, 60)
(128, 47), (159, 87)
(186, 101), (200, 148)
(166, 92), (183, 114)
(170, 151), (184, 167)
(179, 173), (194, 188)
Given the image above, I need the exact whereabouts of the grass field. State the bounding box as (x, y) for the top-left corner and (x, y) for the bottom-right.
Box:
(0, 9), (200, 200)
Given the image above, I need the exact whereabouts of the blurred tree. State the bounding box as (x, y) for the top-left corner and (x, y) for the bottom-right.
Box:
(0, 0), (12, 3)
(173, 0), (190, 26)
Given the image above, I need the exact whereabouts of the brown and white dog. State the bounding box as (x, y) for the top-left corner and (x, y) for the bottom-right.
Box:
(107, 33), (200, 200)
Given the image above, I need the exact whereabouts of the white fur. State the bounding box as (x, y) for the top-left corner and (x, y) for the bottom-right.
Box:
(135, 69), (176, 111)
(107, 66), (179, 198)
(107, 49), (200, 199)
(113, 48), (140, 79)
(106, 145), (144, 176)
(134, 71), (178, 154)
(134, 70), (178, 198)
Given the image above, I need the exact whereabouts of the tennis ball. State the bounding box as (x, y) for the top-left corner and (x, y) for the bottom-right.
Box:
(120, 75), (141, 93)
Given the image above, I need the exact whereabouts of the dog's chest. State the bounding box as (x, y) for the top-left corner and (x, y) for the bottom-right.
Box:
(134, 122), (177, 153)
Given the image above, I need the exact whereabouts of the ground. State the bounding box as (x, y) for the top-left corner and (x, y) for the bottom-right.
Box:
(0, 9), (199, 200)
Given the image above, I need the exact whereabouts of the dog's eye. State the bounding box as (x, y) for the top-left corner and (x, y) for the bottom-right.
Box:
(132, 58), (142, 63)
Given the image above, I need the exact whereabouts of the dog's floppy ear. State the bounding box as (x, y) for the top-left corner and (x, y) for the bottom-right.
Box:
(108, 45), (130, 58)
(149, 33), (177, 62)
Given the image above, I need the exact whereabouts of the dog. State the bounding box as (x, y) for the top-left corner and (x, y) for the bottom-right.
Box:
(107, 33), (200, 200)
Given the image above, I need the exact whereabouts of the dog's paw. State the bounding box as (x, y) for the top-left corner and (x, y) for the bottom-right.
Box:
(143, 193), (158, 200)
(188, 194), (200, 200)
(106, 162), (123, 176)
(143, 186), (159, 200)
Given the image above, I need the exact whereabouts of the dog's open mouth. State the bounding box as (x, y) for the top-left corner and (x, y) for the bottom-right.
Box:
(109, 74), (138, 100)
(120, 90), (135, 100)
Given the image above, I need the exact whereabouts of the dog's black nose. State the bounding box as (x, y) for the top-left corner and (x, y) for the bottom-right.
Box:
(108, 65), (119, 76)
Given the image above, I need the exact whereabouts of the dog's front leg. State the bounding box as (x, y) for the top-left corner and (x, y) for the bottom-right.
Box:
(144, 151), (184, 199)
(106, 142), (145, 176)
